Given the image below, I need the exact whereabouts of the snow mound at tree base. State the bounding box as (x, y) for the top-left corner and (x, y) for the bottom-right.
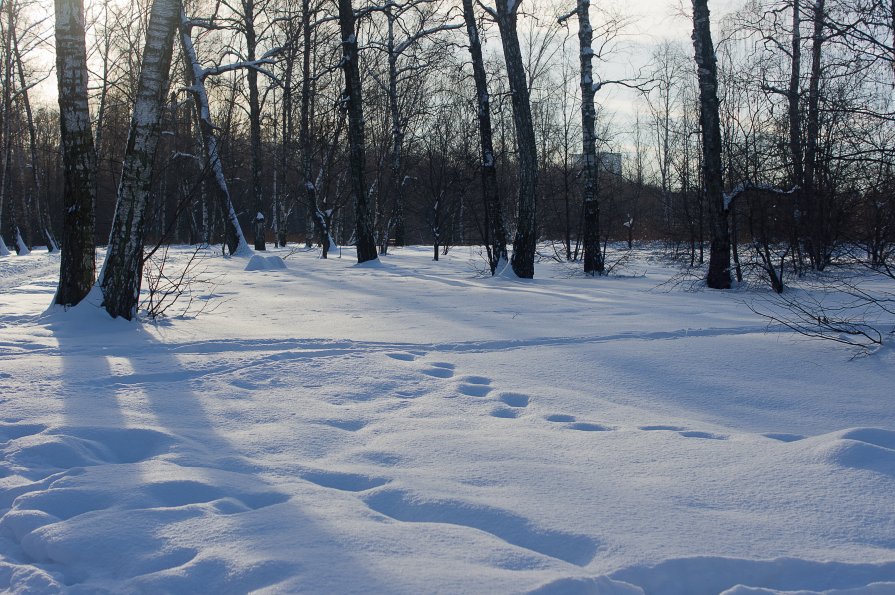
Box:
(244, 255), (287, 271)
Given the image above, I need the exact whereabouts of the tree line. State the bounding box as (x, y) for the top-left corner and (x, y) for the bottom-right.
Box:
(0, 0), (892, 318)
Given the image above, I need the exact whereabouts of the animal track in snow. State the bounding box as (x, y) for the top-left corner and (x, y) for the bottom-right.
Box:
(490, 407), (521, 419)
(639, 425), (686, 432)
(498, 393), (530, 408)
(364, 489), (599, 566)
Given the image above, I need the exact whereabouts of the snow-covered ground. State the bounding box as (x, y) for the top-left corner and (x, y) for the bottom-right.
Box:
(1, 245), (893, 594)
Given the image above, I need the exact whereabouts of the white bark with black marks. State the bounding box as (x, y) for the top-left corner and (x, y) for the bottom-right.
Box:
(463, 0), (507, 274)
(180, 10), (250, 257)
(53, 0), (97, 305)
(493, 0), (538, 278)
(100, 0), (181, 320)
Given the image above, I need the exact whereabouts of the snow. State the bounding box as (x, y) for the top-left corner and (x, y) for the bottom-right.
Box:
(1, 246), (894, 594)
(244, 255), (287, 271)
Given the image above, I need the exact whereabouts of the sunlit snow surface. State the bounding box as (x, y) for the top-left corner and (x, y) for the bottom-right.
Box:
(1, 246), (894, 594)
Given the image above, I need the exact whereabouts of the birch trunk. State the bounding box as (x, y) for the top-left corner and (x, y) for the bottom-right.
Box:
(99, 0), (180, 319)
(570, 0), (604, 275)
(338, 0), (378, 263)
(691, 0), (731, 289)
(495, 0), (538, 279)
(180, 10), (249, 256)
(53, 0), (97, 305)
(462, 0), (507, 274)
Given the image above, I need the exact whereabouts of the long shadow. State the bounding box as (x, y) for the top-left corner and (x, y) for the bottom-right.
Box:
(108, 326), (390, 592)
(1, 318), (390, 592)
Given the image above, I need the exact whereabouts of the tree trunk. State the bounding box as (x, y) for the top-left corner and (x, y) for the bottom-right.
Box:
(463, 0), (506, 274)
(14, 30), (58, 251)
(99, 0), (180, 320)
(788, 0), (805, 270)
(568, 0), (604, 276)
(1, 0), (23, 255)
(804, 0), (827, 270)
(338, 0), (378, 263)
(691, 0), (730, 289)
(495, 0), (538, 278)
(244, 0), (265, 251)
(53, 0), (97, 305)
(180, 10), (248, 256)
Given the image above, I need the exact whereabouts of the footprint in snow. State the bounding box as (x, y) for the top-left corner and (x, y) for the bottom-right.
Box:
(679, 430), (728, 440)
(491, 407), (521, 419)
(386, 352), (417, 362)
(568, 422), (614, 432)
(546, 414), (576, 423)
(363, 488), (599, 566)
(317, 419), (368, 432)
(300, 469), (389, 492)
(458, 376), (492, 397)
(421, 363), (455, 379)
(764, 433), (805, 442)
(498, 393), (530, 408)
(639, 425), (727, 440)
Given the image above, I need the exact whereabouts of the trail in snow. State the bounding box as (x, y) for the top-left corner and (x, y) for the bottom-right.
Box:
(0, 246), (893, 594)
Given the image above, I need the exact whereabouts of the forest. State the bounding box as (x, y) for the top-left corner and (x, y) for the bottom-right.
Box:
(0, 0), (891, 317)
(1, 1), (895, 592)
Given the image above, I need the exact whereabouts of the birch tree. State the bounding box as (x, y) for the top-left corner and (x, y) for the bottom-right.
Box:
(99, 0), (180, 319)
(462, 0), (507, 274)
(180, 9), (250, 256)
(559, 0), (603, 275)
(488, 0), (538, 278)
(53, 0), (96, 306)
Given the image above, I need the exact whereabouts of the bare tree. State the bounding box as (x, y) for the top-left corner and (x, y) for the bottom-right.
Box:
(692, 0), (731, 289)
(11, 7), (58, 252)
(99, 0), (180, 319)
(180, 8), (250, 256)
(338, 0), (377, 263)
(53, 0), (97, 306)
(486, 0), (537, 278)
(559, 0), (603, 275)
(462, 0), (506, 273)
